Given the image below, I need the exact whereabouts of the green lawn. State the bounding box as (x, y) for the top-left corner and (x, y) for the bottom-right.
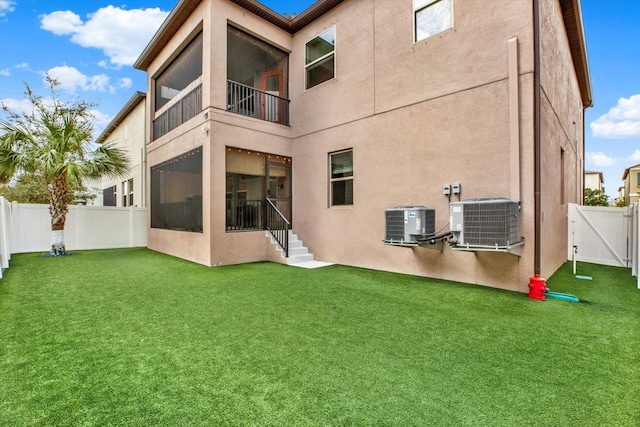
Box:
(1, 248), (638, 426)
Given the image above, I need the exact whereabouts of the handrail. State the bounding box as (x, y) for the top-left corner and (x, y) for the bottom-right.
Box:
(266, 197), (290, 257)
(227, 80), (290, 126)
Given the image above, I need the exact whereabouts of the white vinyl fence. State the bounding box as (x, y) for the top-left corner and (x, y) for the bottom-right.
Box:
(568, 202), (639, 288)
(0, 197), (147, 278)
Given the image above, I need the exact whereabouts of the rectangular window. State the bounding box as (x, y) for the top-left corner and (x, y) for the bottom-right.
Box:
(306, 27), (335, 89)
(330, 149), (353, 206)
(414, 0), (453, 42)
(122, 178), (134, 207)
(150, 147), (203, 232)
(103, 185), (116, 206)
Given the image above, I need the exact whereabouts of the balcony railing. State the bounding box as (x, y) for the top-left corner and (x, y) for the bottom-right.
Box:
(226, 199), (264, 231)
(153, 84), (202, 140)
(227, 80), (290, 126)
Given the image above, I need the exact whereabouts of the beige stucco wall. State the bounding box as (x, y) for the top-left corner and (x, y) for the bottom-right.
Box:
(100, 98), (146, 207)
(584, 172), (603, 191)
(539, 0), (585, 278)
(624, 167), (640, 205)
(144, 0), (293, 266)
(141, 0), (587, 293)
(290, 0), (537, 292)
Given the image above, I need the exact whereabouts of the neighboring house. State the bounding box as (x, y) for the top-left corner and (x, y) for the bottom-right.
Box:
(584, 170), (603, 192)
(621, 163), (640, 206)
(95, 92), (147, 207)
(133, 0), (591, 292)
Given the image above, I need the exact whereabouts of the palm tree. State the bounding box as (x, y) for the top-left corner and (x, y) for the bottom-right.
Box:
(0, 78), (130, 255)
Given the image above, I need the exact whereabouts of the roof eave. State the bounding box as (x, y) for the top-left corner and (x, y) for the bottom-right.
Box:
(559, 0), (593, 108)
(134, 0), (343, 71)
(96, 92), (146, 145)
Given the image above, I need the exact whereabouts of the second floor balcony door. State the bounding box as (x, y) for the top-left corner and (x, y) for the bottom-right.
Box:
(261, 70), (283, 124)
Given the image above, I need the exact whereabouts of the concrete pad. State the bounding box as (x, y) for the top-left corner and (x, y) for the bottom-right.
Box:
(288, 261), (334, 269)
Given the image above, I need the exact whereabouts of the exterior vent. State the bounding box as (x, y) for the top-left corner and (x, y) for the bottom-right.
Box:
(450, 198), (522, 247)
(385, 206), (435, 243)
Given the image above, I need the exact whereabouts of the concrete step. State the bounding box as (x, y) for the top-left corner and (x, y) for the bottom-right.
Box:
(286, 253), (315, 264)
(288, 246), (309, 256)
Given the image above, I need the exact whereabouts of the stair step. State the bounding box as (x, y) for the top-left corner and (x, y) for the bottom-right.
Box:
(288, 246), (309, 256)
(287, 253), (315, 264)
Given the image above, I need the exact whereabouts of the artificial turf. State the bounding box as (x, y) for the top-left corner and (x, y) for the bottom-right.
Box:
(0, 248), (638, 426)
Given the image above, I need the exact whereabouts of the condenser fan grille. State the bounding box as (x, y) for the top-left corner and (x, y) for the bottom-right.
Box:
(462, 201), (520, 246)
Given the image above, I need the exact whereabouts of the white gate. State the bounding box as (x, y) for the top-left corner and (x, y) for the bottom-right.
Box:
(568, 203), (639, 288)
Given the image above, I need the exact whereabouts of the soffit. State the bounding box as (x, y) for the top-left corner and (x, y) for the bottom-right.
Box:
(558, 0), (593, 107)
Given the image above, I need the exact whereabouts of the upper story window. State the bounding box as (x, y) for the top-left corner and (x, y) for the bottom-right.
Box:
(154, 32), (203, 112)
(414, 0), (453, 42)
(305, 26), (335, 89)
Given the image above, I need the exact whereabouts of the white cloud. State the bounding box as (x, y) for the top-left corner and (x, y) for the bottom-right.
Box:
(40, 10), (83, 35)
(45, 65), (120, 94)
(90, 109), (112, 127)
(628, 149), (640, 162)
(0, 0), (16, 17)
(590, 94), (640, 139)
(117, 78), (132, 90)
(0, 68), (9, 77)
(15, 62), (29, 69)
(586, 152), (617, 167)
(40, 6), (169, 67)
(0, 98), (34, 116)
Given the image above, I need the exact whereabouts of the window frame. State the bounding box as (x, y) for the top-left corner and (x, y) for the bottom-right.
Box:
(305, 26), (336, 90)
(413, 0), (454, 43)
(329, 148), (353, 207)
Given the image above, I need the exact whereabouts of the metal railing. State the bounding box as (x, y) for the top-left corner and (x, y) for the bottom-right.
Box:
(227, 80), (290, 126)
(266, 197), (290, 257)
(225, 199), (264, 231)
(153, 84), (202, 140)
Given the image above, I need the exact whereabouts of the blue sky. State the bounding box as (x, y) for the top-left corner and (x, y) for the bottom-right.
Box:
(0, 0), (638, 197)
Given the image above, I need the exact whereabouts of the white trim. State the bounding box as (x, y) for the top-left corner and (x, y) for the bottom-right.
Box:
(305, 25), (336, 90)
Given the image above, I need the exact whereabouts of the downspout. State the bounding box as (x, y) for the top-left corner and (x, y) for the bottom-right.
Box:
(533, 0), (542, 276)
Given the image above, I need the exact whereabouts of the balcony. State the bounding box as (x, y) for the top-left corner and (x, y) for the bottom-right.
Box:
(227, 80), (290, 126)
(153, 84), (202, 140)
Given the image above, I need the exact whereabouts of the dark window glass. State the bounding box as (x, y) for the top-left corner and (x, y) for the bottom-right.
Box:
(305, 27), (335, 89)
(151, 147), (203, 232)
(330, 149), (353, 206)
(155, 32), (203, 112)
(103, 185), (116, 206)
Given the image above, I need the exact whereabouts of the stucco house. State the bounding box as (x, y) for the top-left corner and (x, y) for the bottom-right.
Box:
(584, 170), (603, 192)
(133, 0), (591, 292)
(621, 163), (640, 206)
(95, 92), (147, 207)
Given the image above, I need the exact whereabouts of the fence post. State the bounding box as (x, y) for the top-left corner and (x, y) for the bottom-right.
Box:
(130, 206), (134, 247)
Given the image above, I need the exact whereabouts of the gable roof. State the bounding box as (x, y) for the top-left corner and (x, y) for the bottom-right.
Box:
(622, 163), (640, 180)
(96, 92), (146, 145)
(134, 0), (592, 109)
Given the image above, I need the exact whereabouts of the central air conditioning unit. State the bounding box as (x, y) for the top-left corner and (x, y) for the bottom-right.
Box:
(449, 198), (522, 247)
(385, 206), (435, 243)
